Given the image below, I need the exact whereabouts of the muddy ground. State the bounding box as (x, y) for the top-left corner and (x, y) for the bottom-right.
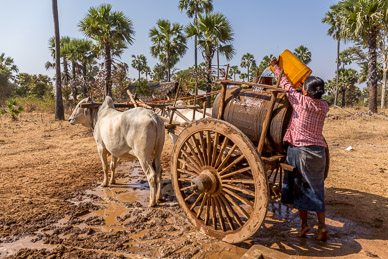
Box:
(0, 109), (387, 258)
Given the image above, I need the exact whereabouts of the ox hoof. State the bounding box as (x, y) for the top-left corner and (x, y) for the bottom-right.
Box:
(101, 182), (108, 187)
(148, 202), (157, 208)
(109, 180), (116, 185)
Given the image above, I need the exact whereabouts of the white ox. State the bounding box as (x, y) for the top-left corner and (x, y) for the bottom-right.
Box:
(68, 97), (165, 207)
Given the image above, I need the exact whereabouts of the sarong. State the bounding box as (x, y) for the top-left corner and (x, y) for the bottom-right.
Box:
(281, 145), (326, 212)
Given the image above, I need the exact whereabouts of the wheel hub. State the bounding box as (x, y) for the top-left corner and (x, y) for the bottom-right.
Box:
(191, 169), (219, 194)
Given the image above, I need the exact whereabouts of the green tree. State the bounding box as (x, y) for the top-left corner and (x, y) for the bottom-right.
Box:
(0, 53), (18, 103)
(179, 0), (213, 92)
(79, 3), (134, 98)
(293, 45), (312, 64)
(14, 73), (53, 98)
(51, 0), (64, 120)
(337, 68), (359, 106)
(240, 53), (255, 82)
(229, 65), (240, 81)
(186, 13), (235, 107)
(0, 98), (24, 121)
(337, 0), (388, 113)
(150, 19), (187, 82)
(322, 4), (343, 106)
(131, 54), (148, 81)
(152, 63), (168, 82)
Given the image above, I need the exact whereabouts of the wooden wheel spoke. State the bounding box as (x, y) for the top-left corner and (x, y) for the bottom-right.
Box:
(223, 184), (256, 197)
(214, 196), (226, 231)
(211, 132), (219, 166)
(178, 177), (193, 182)
(180, 185), (192, 192)
(198, 131), (208, 165)
(219, 194), (243, 228)
(206, 131), (212, 164)
(205, 197), (211, 225)
(190, 136), (205, 166)
(214, 137), (229, 168)
(223, 188), (253, 208)
(220, 166), (251, 179)
(211, 197), (217, 230)
(216, 144), (237, 171)
(190, 192), (204, 211)
(222, 191), (250, 219)
(181, 148), (201, 172)
(184, 192), (196, 201)
(178, 159), (200, 175)
(222, 179), (255, 184)
(216, 196), (235, 231)
(184, 141), (204, 168)
(219, 154), (245, 175)
(197, 194), (208, 218)
(177, 167), (198, 177)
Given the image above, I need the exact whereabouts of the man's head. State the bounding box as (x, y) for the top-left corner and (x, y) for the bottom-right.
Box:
(303, 76), (325, 99)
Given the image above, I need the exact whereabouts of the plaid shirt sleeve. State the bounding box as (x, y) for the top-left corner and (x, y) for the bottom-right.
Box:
(272, 65), (329, 147)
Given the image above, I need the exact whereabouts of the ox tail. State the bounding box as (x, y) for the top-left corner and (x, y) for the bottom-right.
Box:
(149, 113), (164, 170)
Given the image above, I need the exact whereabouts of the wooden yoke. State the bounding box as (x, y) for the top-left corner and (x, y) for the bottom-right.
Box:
(217, 64), (230, 120)
(257, 69), (284, 155)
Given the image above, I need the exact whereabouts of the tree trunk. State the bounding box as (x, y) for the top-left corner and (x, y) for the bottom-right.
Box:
(194, 14), (198, 96)
(63, 58), (69, 85)
(247, 66), (250, 81)
(341, 88), (346, 107)
(82, 63), (87, 97)
(104, 42), (112, 98)
(138, 70), (141, 82)
(52, 0), (64, 120)
(382, 67), (387, 109)
(335, 38), (340, 106)
(217, 44), (219, 79)
(206, 56), (213, 108)
(71, 61), (77, 103)
(367, 30), (378, 113)
(167, 52), (171, 82)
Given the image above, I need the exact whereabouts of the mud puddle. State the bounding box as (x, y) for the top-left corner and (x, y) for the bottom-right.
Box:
(2, 160), (386, 258)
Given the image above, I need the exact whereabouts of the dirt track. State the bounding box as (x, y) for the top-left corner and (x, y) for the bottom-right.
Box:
(0, 110), (387, 258)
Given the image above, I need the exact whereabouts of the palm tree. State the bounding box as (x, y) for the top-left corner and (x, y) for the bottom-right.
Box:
(337, 68), (358, 107)
(179, 0), (213, 92)
(51, 0), (64, 120)
(322, 4), (343, 106)
(293, 45), (312, 64)
(73, 39), (97, 97)
(131, 54), (147, 81)
(240, 53), (255, 81)
(337, 0), (388, 113)
(79, 4), (134, 98)
(186, 13), (234, 107)
(47, 36), (71, 86)
(149, 19), (187, 82)
(229, 65), (240, 81)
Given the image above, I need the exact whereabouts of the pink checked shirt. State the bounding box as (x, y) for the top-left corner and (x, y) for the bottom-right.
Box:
(273, 66), (329, 147)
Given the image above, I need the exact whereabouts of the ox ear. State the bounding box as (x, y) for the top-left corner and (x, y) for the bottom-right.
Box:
(87, 97), (91, 102)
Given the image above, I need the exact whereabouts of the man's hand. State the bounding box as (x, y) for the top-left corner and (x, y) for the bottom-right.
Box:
(270, 57), (279, 67)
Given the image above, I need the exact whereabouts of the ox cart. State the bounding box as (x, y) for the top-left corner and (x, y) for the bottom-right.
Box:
(80, 70), (329, 244)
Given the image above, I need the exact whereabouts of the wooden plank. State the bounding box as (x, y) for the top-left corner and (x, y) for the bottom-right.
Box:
(216, 79), (288, 93)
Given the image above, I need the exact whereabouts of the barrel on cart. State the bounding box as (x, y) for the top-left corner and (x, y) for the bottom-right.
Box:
(170, 77), (329, 243)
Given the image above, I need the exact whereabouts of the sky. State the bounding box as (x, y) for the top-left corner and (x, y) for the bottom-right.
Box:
(0, 0), (350, 82)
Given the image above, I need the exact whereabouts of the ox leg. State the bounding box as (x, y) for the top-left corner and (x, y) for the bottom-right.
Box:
(98, 147), (109, 187)
(109, 156), (118, 185)
(153, 159), (162, 201)
(139, 158), (157, 207)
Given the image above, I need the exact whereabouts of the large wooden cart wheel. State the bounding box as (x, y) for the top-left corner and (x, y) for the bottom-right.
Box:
(171, 118), (269, 243)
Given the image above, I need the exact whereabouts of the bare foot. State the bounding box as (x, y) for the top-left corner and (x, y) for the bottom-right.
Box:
(299, 225), (311, 238)
(317, 227), (328, 241)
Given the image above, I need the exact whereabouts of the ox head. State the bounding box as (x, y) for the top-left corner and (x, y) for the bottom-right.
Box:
(68, 97), (93, 128)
